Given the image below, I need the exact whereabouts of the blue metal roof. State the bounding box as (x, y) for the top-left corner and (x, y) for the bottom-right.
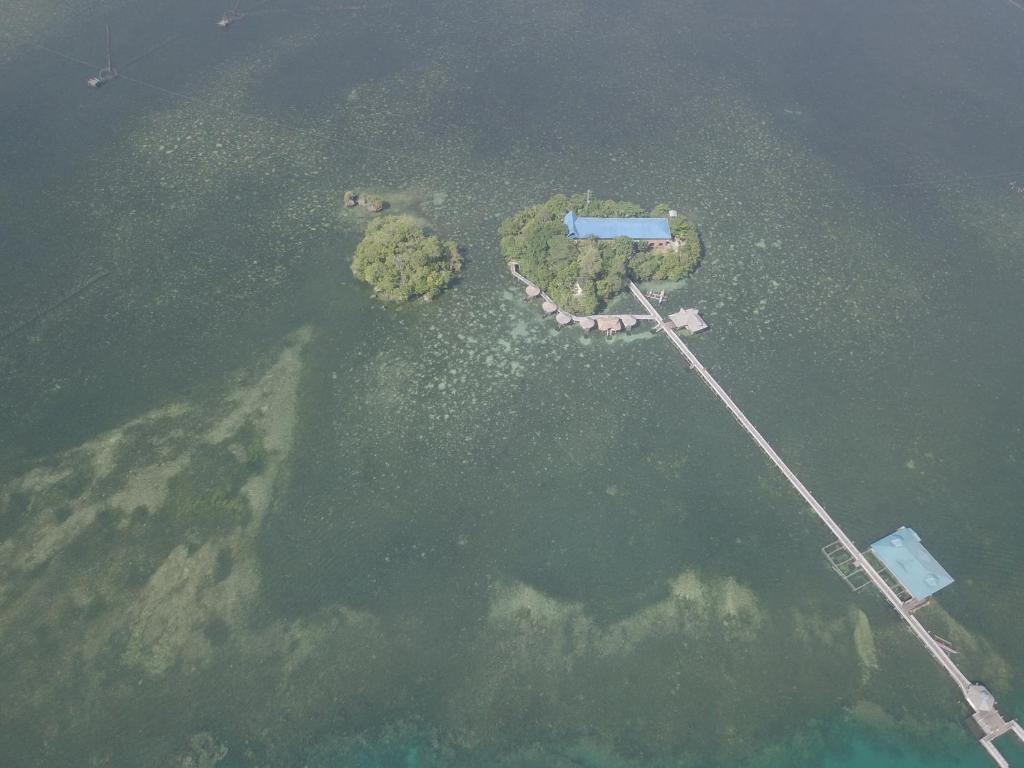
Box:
(869, 526), (954, 600)
(564, 211), (672, 241)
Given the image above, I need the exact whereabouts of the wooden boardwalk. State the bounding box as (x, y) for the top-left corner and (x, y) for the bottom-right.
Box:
(509, 262), (654, 325)
(627, 281), (1023, 767)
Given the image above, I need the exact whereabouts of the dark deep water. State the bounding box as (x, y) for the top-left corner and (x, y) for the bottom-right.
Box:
(0, 0), (1022, 766)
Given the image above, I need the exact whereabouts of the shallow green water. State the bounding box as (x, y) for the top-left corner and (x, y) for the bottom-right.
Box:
(1, 0), (1023, 766)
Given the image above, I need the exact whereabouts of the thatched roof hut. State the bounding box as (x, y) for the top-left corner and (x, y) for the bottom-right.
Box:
(620, 315), (638, 330)
(596, 316), (622, 334)
(578, 317), (596, 331)
(555, 312), (572, 326)
(541, 300), (557, 315)
(525, 285), (541, 298)
(668, 308), (708, 334)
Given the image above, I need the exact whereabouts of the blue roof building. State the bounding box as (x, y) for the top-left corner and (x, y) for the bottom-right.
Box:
(564, 211), (672, 241)
(869, 526), (954, 600)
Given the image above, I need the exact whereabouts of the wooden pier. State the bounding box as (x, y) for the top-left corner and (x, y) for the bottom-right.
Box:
(508, 260), (1020, 763)
(626, 281), (1023, 767)
(509, 262), (654, 333)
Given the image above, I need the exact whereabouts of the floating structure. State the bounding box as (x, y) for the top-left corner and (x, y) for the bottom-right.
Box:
(564, 211), (678, 249)
(627, 281), (1024, 768)
(668, 307), (708, 334)
(87, 25), (118, 88)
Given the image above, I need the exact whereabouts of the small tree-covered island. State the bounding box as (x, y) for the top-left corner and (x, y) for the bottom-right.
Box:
(351, 214), (462, 303)
(500, 193), (701, 315)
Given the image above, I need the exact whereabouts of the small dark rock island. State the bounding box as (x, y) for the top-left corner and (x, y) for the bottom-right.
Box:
(343, 190), (386, 212)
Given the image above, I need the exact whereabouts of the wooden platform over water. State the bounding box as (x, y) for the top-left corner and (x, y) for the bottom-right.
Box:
(509, 262), (681, 335)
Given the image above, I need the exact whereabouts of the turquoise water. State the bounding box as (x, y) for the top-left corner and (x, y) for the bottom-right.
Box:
(1, 0), (1022, 765)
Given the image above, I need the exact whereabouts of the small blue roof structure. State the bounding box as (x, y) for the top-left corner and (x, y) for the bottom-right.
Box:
(869, 526), (954, 600)
(564, 211), (672, 241)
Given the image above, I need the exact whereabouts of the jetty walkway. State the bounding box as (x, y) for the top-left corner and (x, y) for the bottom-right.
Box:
(627, 281), (1024, 766)
(509, 262), (654, 329)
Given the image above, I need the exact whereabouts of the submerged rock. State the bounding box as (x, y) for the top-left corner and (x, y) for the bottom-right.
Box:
(851, 607), (879, 681)
(179, 732), (228, 768)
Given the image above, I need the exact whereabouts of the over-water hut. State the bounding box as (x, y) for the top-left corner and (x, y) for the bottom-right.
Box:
(578, 317), (596, 332)
(597, 316), (622, 336)
(620, 315), (638, 331)
(668, 308), (708, 334)
(541, 300), (557, 315)
(555, 312), (572, 327)
(525, 285), (541, 298)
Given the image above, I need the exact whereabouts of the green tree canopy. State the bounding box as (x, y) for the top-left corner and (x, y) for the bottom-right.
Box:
(351, 215), (462, 303)
(499, 194), (701, 314)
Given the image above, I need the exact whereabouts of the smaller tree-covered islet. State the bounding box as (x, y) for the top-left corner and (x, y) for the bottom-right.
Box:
(351, 214), (462, 303)
(499, 193), (701, 315)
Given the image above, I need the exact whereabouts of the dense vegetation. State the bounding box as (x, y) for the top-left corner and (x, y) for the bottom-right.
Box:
(351, 215), (462, 302)
(499, 194), (701, 314)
